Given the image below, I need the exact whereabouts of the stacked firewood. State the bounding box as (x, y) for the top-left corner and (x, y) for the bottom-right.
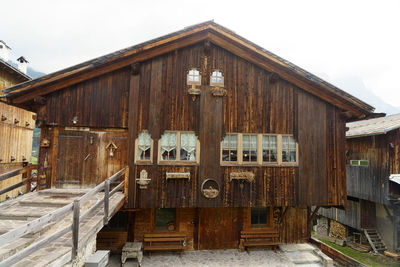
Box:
(329, 220), (347, 240)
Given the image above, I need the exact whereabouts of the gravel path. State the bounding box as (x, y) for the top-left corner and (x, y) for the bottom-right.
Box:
(109, 249), (296, 267)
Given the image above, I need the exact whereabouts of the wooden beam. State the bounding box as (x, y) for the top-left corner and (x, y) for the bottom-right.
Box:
(278, 207), (289, 224)
(33, 96), (46, 105)
(309, 206), (320, 223)
(127, 64), (141, 208)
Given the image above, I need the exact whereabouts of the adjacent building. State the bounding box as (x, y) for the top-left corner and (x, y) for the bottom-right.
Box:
(319, 113), (400, 252)
(0, 40), (35, 201)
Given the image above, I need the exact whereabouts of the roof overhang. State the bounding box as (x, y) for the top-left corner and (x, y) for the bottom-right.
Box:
(3, 21), (374, 119)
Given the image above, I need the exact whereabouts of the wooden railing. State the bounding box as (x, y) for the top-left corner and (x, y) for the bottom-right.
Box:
(0, 166), (128, 267)
(0, 164), (38, 196)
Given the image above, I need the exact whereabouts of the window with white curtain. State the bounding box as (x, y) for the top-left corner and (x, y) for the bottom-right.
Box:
(137, 130), (152, 161)
(180, 133), (197, 161)
(160, 132), (177, 160)
(160, 131), (198, 162)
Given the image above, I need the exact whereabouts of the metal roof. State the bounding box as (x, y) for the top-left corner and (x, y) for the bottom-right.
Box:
(389, 174), (400, 185)
(347, 113), (400, 138)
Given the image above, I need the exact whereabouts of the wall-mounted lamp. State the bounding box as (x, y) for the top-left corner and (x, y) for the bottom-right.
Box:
(72, 116), (78, 125)
(106, 141), (118, 157)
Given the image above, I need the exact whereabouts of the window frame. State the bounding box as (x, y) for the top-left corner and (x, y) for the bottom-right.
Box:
(280, 134), (299, 166)
(134, 130), (154, 164)
(221, 133), (239, 163)
(210, 69), (224, 87)
(221, 133), (298, 166)
(158, 131), (200, 165)
(242, 134), (258, 164)
(350, 159), (369, 167)
(187, 68), (201, 86)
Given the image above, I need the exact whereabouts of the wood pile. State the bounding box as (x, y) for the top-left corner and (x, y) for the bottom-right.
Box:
(348, 242), (371, 253)
(329, 220), (347, 240)
(384, 250), (400, 260)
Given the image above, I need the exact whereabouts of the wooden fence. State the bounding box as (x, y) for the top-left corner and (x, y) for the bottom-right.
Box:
(0, 164), (38, 197)
(0, 166), (128, 266)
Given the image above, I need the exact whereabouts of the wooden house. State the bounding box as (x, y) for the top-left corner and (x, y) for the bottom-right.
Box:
(0, 46), (35, 201)
(319, 113), (400, 253)
(2, 22), (374, 251)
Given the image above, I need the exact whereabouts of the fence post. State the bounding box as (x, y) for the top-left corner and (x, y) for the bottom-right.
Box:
(72, 199), (80, 260)
(104, 180), (110, 225)
(25, 166), (32, 193)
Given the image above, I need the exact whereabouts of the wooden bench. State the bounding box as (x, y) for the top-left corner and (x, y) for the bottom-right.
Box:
(143, 232), (187, 257)
(239, 229), (281, 253)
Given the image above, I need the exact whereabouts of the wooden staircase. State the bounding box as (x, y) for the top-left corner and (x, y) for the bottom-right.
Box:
(364, 229), (387, 253)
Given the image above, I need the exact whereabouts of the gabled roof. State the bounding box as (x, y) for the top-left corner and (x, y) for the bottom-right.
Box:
(347, 113), (400, 138)
(2, 21), (374, 118)
(0, 59), (31, 83)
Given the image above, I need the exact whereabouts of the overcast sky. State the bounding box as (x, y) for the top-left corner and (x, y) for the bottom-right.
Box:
(2, 0), (399, 113)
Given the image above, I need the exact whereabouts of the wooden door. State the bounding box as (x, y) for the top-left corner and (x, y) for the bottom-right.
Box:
(198, 208), (242, 249)
(56, 130), (98, 188)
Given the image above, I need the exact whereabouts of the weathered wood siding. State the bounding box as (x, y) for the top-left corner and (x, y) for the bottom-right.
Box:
(346, 134), (392, 205)
(0, 101), (35, 200)
(132, 207), (307, 249)
(38, 128), (127, 189)
(0, 68), (24, 91)
(43, 68), (130, 128)
(319, 199), (361, 230)
(36, 42), (347, 208)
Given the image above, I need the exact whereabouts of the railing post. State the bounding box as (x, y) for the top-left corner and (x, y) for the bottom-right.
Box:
(25, 166), (31, 193)
(104, 180), (110, 225)
(72, 199), (80, 260)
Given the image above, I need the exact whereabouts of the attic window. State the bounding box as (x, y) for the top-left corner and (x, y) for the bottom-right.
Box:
(210, 70), (224, 86)
(0, 45), (3, 49)
(187, 69), (201, 86)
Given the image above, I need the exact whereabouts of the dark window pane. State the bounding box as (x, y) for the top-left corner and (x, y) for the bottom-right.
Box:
(144, 149), (151, 160)
(243, 150), (250, 161)
(290, 151), (296, 162)
(251, 207), (269, 228)
(222, 149), (230, 161)
(282, 151), (288, 162)
(169, 149), (176, 160)
(230, 149), (237, 161)
(155, 208), (176, 231)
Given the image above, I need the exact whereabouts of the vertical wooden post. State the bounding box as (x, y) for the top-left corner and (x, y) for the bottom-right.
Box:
(127, 63), (140, 209)
(25, 166), (31, 193)
(104, 180), (110, 225)
(72, 199), (80, 260)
